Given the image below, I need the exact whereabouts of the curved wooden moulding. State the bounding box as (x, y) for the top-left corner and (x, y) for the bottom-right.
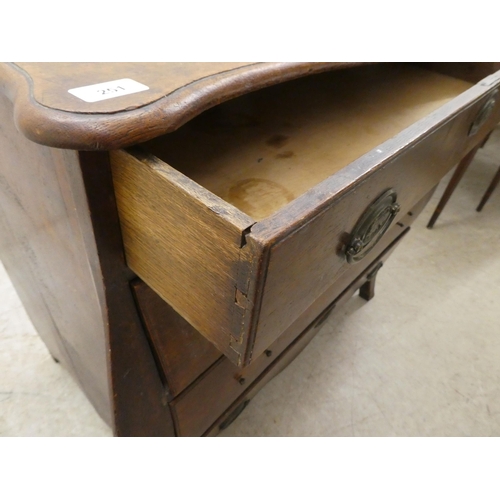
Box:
(0, 62), (370, 151)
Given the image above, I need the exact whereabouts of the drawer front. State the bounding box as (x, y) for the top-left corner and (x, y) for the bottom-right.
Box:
(247, 84), (500, 362)
(170, 225), (410, 436)
(205, 230), (412, 436)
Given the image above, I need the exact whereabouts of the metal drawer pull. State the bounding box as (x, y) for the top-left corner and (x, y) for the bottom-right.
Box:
(469, 90), (498, 137)
(345, 189), (400, 263)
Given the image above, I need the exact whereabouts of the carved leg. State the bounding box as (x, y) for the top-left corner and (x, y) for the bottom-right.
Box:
(476, 164), (500, 212)
(427, 145), (481, 229)
(359, 262), (383, 301)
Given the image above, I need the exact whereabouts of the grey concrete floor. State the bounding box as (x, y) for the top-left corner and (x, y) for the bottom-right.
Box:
(1, 127), (500, 437)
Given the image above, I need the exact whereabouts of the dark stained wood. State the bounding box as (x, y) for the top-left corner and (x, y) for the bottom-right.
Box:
(171, 221), (412, 436)
(477, 164), (500, 211)
(203, 226), (411, 437)
(79, 151), (175, 437)
(246, 78), (500, 364)
(2, 63), (500, 437)
(110, 65), (500, 367)
(359, 262), (383, 301)
(0, 62), (370, 150)
(418, 62), (500, 84)
(131, 279), (222, 398)
(134, 196), (427, 434)
(251, 73), (500, 244)
(0, 92), (175, 435)
(0, 93), (112, 425)
(15, 63), (254, 113)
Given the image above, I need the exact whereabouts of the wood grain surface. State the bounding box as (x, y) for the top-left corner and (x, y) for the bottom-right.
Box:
(2, 62), (500, 437)
(0, 62), (369, 150)
(145, 64), (472, 220)
(112, 65), (500, 366)
(79, 152), (176, 436)
(131, 279), (222, 398)
(0, 93), (112, 424)
(171, 223), (410, 436)
(418, 62), (500, 83)
(14, 63), (253, 113)
(110, 148), (257, 365)
(248, 84), (500, 362)
(129, 193), (430, 436)
(203, 242), (404, 437)
(0, 96), (176, 434)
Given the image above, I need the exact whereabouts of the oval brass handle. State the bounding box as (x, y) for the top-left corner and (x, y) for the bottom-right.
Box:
(469, 90), (498, 137)
(345, 189), (400, 263)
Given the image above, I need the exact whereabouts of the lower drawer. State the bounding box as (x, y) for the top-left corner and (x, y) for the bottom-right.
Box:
(170, 225), (410, 436)
(133, 188), (433, 407)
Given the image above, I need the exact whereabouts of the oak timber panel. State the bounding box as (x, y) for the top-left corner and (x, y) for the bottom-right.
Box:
(205, 194), (436, 436)
(204, 233), (410, 436)
(144, 64), (472, 220)
(249, 85), (500, 362)
(133, 190), (423, 404)
(418, 62), (500, 84)
(1, 62), (368, 150)
(131, 279), (222, 398)
(174, 224), (410, 437)
(79, 152), (176, 436)
(14, 62), (253, 113)
(111, 65), (500, 365)
(110, 148), (257, 365)
(0, 93), (112, 424)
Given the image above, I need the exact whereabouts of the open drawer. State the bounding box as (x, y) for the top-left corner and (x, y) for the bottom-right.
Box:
(110, 63), (500, 366)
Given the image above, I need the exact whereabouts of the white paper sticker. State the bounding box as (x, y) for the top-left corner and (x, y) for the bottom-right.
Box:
(68, 78), (149, 103)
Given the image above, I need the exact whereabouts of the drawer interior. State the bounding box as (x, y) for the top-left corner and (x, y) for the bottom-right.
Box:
(111, 62), (489, 366)
(142, 63), (472, 221)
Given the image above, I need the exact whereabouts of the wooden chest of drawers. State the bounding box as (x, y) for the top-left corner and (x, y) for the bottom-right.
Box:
(1, 62), (499, 436)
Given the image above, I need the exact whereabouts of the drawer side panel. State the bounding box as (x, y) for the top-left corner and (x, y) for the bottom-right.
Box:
(110, 149), (256, 364)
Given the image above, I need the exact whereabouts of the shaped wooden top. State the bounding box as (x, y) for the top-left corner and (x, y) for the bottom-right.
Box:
(0, 62), (366, 150)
